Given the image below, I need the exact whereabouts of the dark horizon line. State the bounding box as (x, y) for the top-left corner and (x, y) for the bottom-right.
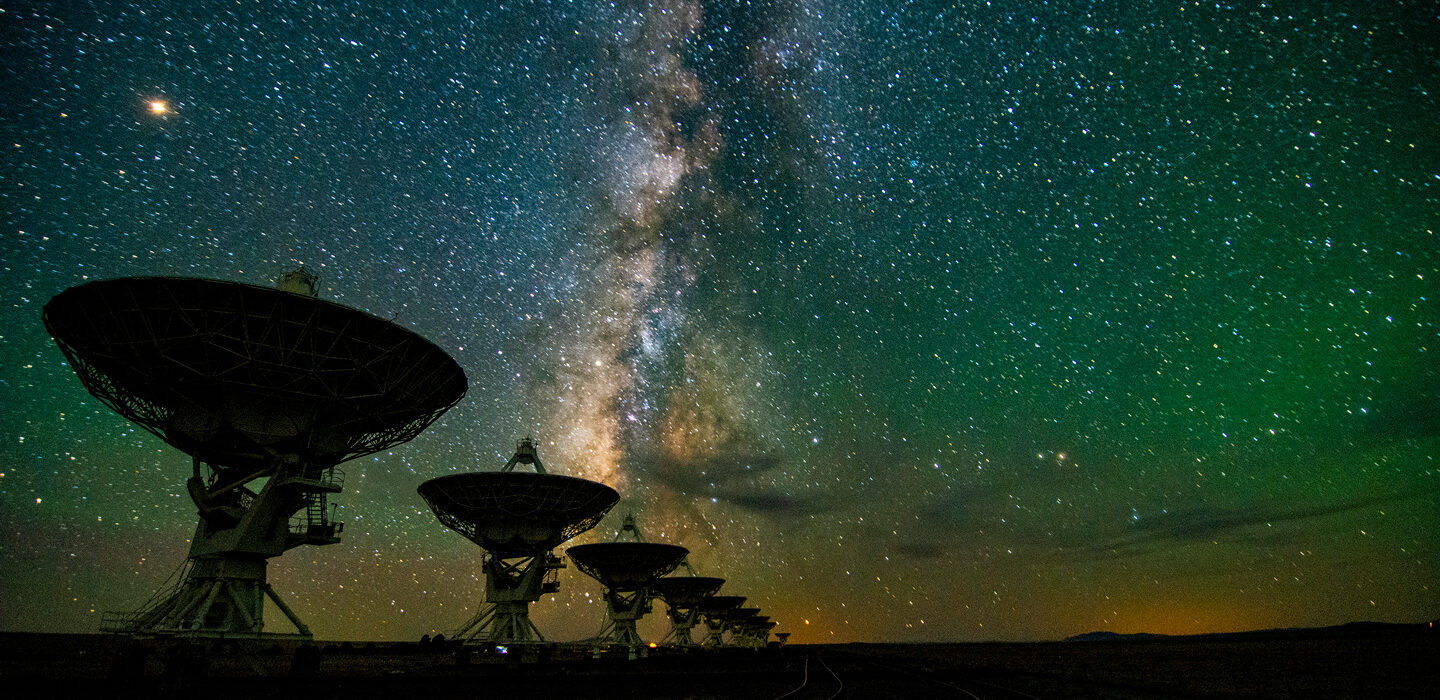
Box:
(0, 617), (1434, 646)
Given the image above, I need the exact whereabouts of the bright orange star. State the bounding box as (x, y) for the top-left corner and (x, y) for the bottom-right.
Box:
(149, 100), (168, 115)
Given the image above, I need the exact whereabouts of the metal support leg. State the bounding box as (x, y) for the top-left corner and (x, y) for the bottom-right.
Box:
(262, 584), (312, 637)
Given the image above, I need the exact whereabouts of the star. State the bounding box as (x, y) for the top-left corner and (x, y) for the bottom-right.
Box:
(3, 0), (1434, 645)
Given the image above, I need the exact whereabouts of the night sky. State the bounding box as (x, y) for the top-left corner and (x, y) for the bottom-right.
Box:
(2, 1), (1437, 644)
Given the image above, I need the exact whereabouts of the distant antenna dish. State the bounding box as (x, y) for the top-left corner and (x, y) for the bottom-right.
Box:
(650, 576), (724, 648)
(567, 517), (688, 659)
(568, 542), (689, 590)
(735, 617), (777, 649)
(719, 607), (773, 649)
(751, 619), (780, 648)
(696, 595), (746, 647)
(43, 276), (466, 639)
(711, 607), (761, 648)
(418, 438), (619, 644)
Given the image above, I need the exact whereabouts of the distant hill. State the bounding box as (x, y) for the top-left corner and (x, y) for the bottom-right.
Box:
(1067, 621), (1435, 643)
(1065, 631), (1169, 642)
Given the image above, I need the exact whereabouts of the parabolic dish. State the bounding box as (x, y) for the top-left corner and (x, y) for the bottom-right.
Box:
(708, 607), (753, 625)
(43, 277), (467, 469)
(650, 576), (725, 607)
(418, 472), (619, 556)
(566, 542), (689, 591)
(698, 595), (746, 613)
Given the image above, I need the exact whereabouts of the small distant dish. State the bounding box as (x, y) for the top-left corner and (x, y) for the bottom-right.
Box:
(417, 438), (619, 644)
(650, 576), (725, 607)
(566, 542), (690, 592)
(418, 471), (620, 556)
(698, 595), (746, 613)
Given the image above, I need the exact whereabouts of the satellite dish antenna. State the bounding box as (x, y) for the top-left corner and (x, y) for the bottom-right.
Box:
(417, 438), (619, 644)
(696, 595), (745, 647)
(719, 608), (774, 649)
(650, 575), (724, 648)
(566, 515), (687, 659)
(755, 620), (779, 648)
(735, 615), (774, 649)
(719, 607), (761, 648)
(42, 274), (467, 639)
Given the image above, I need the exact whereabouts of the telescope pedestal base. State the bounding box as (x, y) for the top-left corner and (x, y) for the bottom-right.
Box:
(454, 601), (545, 644)
(662, 616), (698, 648)
(103, 555), (312, 640)
(701, 619), (728, 647)
(591, 590), (649, 660)
(452, 552), (559, 644)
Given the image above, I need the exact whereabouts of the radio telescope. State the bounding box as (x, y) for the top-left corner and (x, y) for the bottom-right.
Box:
(566, 515), (687, 659)
(721, 607), (761, 648)
(735, 615), (774, 649)
(758, 620), (779, 647)
(418, 438), (619, 644)
(42, 274), (466, 638)
(650, 575), (724, 648)
(696, 595), (745, 646)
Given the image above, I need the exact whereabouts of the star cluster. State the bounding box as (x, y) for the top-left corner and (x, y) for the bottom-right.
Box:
(1, 1), (1436, 643)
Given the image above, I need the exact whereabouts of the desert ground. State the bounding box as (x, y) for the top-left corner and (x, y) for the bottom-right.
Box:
(0, 623), (1433, 698)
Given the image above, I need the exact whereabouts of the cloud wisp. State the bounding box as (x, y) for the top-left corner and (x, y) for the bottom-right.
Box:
(1071, 491), (1433, 560)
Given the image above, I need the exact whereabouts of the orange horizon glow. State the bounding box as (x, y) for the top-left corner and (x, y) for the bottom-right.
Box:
(1091, 600), (1280, 638)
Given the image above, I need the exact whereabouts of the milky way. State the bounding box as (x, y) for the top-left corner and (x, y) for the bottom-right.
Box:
(2, 1), (1436, 643)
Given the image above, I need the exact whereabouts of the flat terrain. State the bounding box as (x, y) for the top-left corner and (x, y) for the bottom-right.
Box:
(0, 624), (1433, 698)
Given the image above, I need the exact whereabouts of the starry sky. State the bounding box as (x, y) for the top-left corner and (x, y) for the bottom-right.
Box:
(2, 1), (1437, 644)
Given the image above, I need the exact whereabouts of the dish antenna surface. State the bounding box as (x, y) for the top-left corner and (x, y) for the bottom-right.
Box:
(650, 575), (724, 648)
(696, 595), (746, 647)
(734, 618), (777, 649)
(716, 607), (761, 648)
(722, 608), (772, 649)
(418, 438), (619, 644)
(567, 515), (687, 659)
(43, 274), (466, 638)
